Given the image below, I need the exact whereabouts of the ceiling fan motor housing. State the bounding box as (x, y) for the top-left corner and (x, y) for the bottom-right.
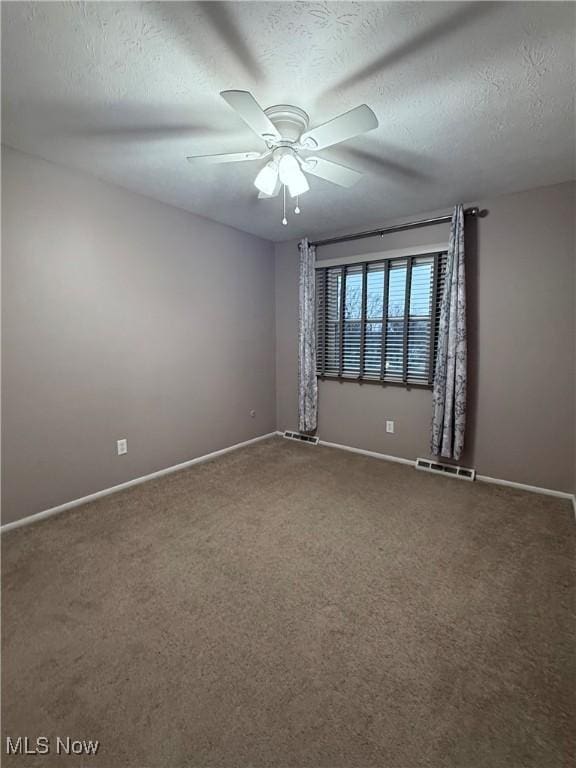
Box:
(264, 105), (310, 145)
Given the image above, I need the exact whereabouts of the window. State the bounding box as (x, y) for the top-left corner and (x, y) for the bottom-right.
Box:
(315, 252), (446, 387)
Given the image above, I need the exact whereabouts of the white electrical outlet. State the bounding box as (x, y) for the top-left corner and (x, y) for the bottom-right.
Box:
(386, 420), (395, 434)
(117, 438), (128, 456)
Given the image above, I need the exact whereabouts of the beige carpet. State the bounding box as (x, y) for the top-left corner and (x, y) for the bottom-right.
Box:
(2, 437), (575, 768)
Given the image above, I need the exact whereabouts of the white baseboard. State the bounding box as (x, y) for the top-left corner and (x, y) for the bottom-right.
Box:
(5, 431), (574, 532)
(317, 439), (415, 466)
(1, 432), (277, 533)
(320, 440), (416, 467)
(300, 435), (575, 508)
(279, 431), (412, 467)
(475, 473), (574, 501)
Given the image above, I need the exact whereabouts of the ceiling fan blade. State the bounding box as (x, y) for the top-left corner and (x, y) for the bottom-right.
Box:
(186, 151), (265, 165)
(302, 157), (363, 188)
(220, 90), (281, 142)
(299, 105), (378, 151)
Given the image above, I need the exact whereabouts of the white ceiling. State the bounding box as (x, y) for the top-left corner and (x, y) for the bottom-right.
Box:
(2, 2), (575, 242)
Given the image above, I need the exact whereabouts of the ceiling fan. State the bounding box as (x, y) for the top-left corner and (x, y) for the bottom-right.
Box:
(186, 90), (378, 224)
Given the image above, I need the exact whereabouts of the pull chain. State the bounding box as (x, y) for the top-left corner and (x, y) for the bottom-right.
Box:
(282, 184), (287, 226)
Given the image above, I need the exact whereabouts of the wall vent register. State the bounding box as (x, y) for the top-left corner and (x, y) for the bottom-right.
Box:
(415, 458), (476, 481)
(315, 252), (446, 388)
(283, 431), (319, 445)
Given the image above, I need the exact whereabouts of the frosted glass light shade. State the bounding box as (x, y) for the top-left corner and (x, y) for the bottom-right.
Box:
(287, 171), (309, 197)
(278, 154), (309, 197)
(254, 162), (278, 196)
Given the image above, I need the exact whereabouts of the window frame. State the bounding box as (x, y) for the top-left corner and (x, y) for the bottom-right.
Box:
(315, 250), (446, 389)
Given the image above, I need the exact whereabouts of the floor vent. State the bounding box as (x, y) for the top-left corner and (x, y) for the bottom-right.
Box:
(415, 458), (476, 481)
(283, 431), (319, 445)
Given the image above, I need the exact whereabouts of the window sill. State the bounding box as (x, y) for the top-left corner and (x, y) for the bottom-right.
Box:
(316, 374), (433, 390)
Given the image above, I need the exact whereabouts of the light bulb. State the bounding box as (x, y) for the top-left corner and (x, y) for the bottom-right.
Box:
(294, 206), (300, 214)
(254, 161), (278, 196)
(282, 217), (288, 226)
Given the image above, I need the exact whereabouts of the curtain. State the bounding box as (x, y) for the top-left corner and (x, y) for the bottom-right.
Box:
(298, 238), (318, 433)
(431, 205), (467, 460)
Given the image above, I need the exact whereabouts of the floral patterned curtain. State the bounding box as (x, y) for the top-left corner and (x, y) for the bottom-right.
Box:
(431, 205), (467, 460)
(298, 238), (318, 433)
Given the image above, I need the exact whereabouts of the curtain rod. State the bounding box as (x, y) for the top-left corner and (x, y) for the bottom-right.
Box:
(310, 207), (481, 248)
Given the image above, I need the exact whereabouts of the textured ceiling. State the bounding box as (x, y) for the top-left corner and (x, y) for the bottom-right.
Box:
(2, 2), (575, 242)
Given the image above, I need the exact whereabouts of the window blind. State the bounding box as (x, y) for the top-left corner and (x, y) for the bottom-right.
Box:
(316, 252), (446, 387)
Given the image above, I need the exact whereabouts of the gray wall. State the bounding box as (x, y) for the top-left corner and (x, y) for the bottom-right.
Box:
(2, 146), (276, 524)
(3, 146), (574, 526)
(276, 182), (575, 493)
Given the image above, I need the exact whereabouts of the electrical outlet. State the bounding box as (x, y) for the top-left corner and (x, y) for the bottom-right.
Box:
(250, 409), (256, 418)
(386, 420), (395, 434)
(117, 438), (128, 456)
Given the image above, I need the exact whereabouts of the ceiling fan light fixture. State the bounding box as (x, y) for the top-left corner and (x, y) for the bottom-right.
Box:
(254, 161), (278, 196)
(277, 153), (309, 197)
(287, 172), (309, 198)
(277, 153), (299, 184)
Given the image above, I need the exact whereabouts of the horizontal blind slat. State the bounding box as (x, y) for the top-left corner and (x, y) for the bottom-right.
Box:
(316, 252), (446, 385)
